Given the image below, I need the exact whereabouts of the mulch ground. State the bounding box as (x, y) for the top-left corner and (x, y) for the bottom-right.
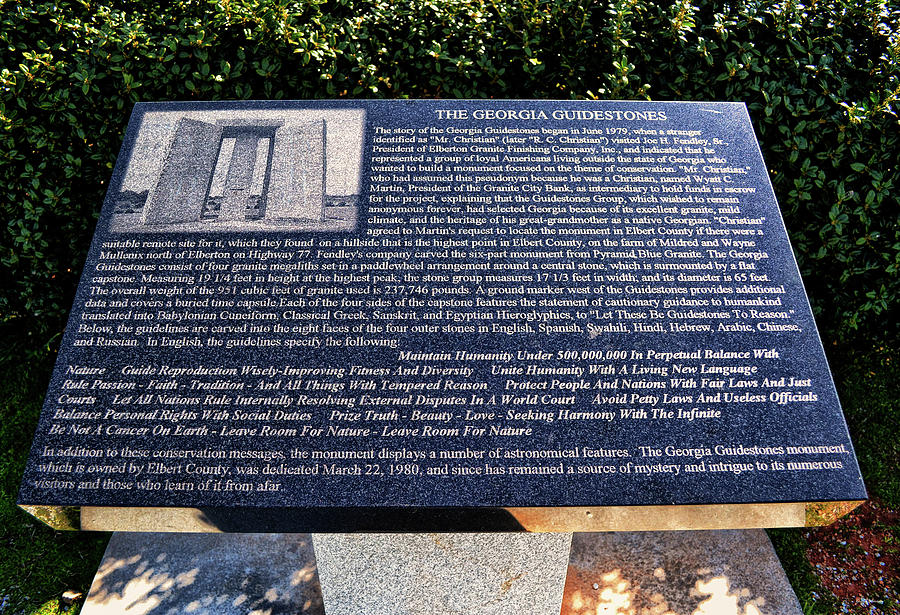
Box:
(804, 499), (899, 614)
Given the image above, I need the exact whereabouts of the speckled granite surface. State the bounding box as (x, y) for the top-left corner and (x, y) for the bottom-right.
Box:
(313, 532), (572, 615)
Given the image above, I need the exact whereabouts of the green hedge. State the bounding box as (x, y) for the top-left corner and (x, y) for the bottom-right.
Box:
(1, 0), (897, 345)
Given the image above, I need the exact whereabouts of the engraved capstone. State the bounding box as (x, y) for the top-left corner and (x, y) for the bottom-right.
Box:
(19, 100), (866, 532)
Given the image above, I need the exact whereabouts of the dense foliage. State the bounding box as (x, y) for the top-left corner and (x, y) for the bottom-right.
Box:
(1, 0), (897, 344)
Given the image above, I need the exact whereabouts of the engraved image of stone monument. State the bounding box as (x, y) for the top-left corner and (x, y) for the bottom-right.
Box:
(111, 108), (362, 232)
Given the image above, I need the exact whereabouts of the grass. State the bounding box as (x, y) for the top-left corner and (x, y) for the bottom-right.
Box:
(769, 528), (838, 615)
(0, 338), (109, 615)
(833, 343), (900, 507)
(769, 342), (900, 613)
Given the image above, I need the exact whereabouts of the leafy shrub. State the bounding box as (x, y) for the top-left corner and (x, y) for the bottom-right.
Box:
(1, 0), (897, 345)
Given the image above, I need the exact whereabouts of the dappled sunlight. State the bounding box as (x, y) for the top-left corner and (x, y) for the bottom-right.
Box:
(290, 563), (319, 587)
(692, 575), (767, 615)
(645, 592), (676, 615)
(87, 552), (199, 615)
(595, 569), (634, 614)
(564, 567), (678, 615)
(81, 533), (324, 615)
(562, 531), (798, 615)
(563, 562), (776, 614)
(566, 568), (635, 615)
(564, 565), (772, 615)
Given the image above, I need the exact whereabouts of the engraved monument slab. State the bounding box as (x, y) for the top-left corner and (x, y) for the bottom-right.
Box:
(19, 100), (865, 532)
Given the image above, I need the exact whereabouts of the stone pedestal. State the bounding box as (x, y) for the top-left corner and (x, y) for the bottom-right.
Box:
(81, 530), (801, 615)
(312, 533), (571, 615)
(81, 532), (322, 615)
(562, 530), (802, 615)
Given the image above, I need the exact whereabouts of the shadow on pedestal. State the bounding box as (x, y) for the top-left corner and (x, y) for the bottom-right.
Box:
(197, 506), (526, 532)
(81, 532), (323, 615)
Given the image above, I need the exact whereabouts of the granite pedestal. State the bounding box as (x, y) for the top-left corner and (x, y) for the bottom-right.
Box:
(81, 530), (801, 615)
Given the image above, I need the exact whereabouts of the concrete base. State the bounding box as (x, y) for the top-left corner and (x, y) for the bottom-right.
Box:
(82, 530), (800, 615)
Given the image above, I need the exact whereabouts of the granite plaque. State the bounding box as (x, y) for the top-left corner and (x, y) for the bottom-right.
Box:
(18, 100), (865, 531)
